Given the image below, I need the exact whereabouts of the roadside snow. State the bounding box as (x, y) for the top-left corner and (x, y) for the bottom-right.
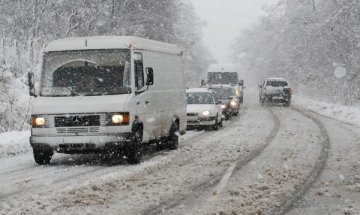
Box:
(294, 95), (360, 127)
(0, 131), (31, 157)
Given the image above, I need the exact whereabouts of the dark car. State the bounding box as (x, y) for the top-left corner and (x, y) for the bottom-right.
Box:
(209, 85), (240, 119)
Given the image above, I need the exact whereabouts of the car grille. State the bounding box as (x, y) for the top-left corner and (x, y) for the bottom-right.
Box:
(54, 115), (100, 127)
(187, 113), (198, 116)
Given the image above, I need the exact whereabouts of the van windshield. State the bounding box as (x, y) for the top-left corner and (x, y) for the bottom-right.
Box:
(207, 72), (238, 85)
(40, 49), (131, 97)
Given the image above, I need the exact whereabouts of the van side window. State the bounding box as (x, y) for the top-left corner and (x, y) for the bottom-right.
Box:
(134, 53), (144, 90)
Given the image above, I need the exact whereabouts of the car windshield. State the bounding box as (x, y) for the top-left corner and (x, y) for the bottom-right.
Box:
(266, 81), (288, 87)
(207, 72), (238, 85)
(187, 92), (214, 104)
(40, 49), (131, 97)
(211, 88), (233, 100)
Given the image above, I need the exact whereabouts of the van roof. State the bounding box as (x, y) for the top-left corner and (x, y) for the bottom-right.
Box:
(45, 36), (182, 55)
(267, 77), (287, 81)
(186, 88), (212, 93)
(208, 84), (233, 89)
(207, 64), (238, 73)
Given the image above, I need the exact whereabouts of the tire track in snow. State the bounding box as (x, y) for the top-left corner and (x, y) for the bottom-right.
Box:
(307, 109), (360, 129)
(268, 106), (330, 215)
(142, 108), (280, 215)
(207, 108), (280, 202)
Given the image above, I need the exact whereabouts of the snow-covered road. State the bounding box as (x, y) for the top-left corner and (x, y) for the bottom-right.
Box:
(0, 93), (359, 215)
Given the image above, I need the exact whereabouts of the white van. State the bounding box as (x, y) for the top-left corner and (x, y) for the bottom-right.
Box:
(201, 64), (245, 103)
(205, 64), (239, 86)
(28, 36), (186, 164)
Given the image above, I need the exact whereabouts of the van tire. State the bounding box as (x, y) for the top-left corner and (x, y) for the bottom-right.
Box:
(284, 100), (291, 107)
(33, 148), (53, 165)
(167, 122), (179, 150)
(126, 128), (143, 164)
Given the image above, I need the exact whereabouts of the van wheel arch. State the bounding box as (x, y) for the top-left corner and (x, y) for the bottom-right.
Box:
(126, 121), (143, 164)
(132, 120), (143, 135)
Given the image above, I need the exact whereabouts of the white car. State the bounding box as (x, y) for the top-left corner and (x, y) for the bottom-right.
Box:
(186, 88), (223, 130)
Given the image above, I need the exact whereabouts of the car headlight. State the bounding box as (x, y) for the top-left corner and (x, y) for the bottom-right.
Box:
(31, 116), (45, 127)
(109, 113), (130, 126)
(231, 101), (237, 107)
(221, 104), (226, 109)
(202, 110), (210, 116)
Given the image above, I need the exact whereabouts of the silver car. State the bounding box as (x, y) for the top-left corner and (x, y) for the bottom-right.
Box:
(186, 88), (223, 130)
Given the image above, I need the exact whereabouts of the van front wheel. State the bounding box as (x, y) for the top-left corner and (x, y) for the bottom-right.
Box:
(125, 129), (143, 164)
(33, 148), (53, 165)
(167, 122), (179, 150)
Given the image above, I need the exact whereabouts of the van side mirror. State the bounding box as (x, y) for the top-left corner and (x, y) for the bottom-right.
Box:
(216, 100), (222, 105)
(28, 72), (37, 97)
(239, 80), (244, 86)
(259, 85), (262, 89)
(146, 67), (154, 86)
(201, 79), (206, 87)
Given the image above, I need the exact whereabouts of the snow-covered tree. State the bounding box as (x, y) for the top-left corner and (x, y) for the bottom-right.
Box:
(232, 0), (360, 105)
(0, 0), (211, 132)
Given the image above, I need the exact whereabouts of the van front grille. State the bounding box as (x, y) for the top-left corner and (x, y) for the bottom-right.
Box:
(56, 127), (100, 134)
(54, 115), (100, 127)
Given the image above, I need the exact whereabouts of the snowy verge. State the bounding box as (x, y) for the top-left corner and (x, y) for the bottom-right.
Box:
(0, 131), (31, 157)
(293, 95), (360, 127)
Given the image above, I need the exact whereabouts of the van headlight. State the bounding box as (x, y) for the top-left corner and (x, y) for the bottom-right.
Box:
(231, 101), (237, 107)
(109, 113), (130, 126)
(112, 115), (124, 124)
(31, 116), (45, 128)
(221, 104), (226, 109)
(202, 110), (210, 116)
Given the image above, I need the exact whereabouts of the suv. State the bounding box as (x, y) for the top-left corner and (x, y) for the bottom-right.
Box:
(259, 78), (292, 107)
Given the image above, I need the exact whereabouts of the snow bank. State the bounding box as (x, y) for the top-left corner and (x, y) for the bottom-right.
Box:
(294, 95), (360, 127)
(0, 131), (31, 157)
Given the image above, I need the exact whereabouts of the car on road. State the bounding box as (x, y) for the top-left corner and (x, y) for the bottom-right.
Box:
(186, 88), (223, 130)
(259, 78), (292, 107)
(209, 85), (240, 119)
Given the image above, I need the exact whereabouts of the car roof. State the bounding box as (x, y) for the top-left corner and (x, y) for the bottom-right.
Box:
(266, 77), (288, 82)
(186, 88), (212, 93)
(45, 36), (181, 55)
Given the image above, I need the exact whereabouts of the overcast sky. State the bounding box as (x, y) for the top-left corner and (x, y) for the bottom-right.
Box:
(190, 0), (272, 64)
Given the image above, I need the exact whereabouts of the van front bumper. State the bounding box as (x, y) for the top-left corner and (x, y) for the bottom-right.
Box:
(30, 134), (132, 153)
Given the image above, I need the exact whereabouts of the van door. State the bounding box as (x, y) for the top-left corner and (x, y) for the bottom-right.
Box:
(134, 52), (150, 140)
